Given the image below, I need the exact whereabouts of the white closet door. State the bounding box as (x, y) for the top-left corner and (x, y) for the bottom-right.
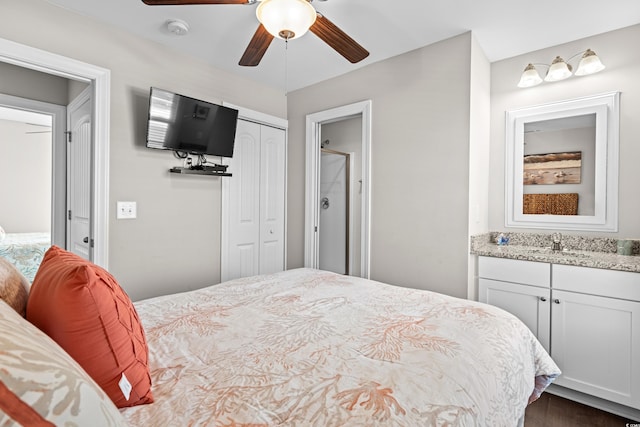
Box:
(223, 120), (261, 280)
(259, 125), (286, 274)
(222, 120), (286, 281)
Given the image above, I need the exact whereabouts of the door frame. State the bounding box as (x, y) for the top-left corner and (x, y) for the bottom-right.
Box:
(0, 37), (111, 268)
(305, 100), (372, 278)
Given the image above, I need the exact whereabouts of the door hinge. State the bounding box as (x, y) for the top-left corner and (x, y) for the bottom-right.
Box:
(90, 238), (95, 248)
(65, 131), (72, 142)
(68, 210), (72, 220)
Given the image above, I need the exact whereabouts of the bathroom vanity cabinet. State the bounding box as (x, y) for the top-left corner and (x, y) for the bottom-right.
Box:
(478, 256), (640, 414)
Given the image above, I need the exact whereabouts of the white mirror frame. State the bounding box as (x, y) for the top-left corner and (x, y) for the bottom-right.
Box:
(505, 92), (620, 232)
(304, 100), (372, 278)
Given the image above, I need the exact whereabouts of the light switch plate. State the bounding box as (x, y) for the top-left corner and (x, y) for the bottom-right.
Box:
(116, 201), (137, 219)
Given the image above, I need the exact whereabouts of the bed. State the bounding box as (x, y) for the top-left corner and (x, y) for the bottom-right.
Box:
(0, 232), (50, 282)
(120, 268), (559, 426)
(1, 250), (560, 426)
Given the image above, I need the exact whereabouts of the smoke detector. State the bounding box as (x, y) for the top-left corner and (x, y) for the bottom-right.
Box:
(166, 19), (190, 36)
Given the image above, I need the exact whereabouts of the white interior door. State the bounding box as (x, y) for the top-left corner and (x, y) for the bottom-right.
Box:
(67, 88), (92, 260)
(222, 119), (286, 281)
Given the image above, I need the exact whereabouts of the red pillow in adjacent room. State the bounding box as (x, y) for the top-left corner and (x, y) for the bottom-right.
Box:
(26, 246), (153, 408)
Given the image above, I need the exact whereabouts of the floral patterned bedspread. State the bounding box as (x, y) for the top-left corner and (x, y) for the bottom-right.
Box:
(122, 268), (560, 426)
(0, 232), (50, 283)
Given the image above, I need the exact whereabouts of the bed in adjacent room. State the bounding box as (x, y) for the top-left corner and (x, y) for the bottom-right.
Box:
(0, 232), (50, 282)
(1, 247), (560, 426)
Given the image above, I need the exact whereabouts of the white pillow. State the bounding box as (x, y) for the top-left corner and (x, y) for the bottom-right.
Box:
(0, 301), (127, 426)
(0, 226), (5, 241)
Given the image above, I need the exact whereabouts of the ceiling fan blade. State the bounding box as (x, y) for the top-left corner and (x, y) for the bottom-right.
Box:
(310, 13), (369, 64)
(239, 24), (274, 67)
(141, 0), (248, 5)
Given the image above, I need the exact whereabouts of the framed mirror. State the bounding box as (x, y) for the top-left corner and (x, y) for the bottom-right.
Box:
(505, 92), (620, 231)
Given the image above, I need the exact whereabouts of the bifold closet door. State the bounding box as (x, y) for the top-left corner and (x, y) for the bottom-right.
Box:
(222, 119), (285, 282)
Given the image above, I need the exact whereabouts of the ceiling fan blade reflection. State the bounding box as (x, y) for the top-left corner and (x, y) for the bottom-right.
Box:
(141, 0), (248, 5)
(310, 13), (369, 63)
(239, 24), (274, 67)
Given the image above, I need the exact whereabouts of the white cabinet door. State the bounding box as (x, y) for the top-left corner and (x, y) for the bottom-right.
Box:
(551, 289), (640, 410)
(479, 278), (551, 351)
(222, 120), (286, 281)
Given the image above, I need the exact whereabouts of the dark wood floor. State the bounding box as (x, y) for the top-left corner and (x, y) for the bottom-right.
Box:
(525, 393), (637, 427)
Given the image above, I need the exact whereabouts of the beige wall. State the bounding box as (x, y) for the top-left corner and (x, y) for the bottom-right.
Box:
(490, 23), (640, 238)
(287, 32), (486, 299)
(0, 62), (69, 105)
(2, 0), (286, 301)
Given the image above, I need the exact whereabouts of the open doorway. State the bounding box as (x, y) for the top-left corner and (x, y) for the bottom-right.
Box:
(0, 102), (60, 282)
(305, 100), (372, 278)
(0, 93), (67, 244)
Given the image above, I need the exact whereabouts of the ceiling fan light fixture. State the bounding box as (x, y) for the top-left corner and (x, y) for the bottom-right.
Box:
(256, 0), (317, 40)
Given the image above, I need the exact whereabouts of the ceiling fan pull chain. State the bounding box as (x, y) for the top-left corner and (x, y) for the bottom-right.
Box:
(284, 39), (289, 95)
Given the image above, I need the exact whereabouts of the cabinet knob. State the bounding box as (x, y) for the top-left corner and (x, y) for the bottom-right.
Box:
(540, 297), (547, 302)
(554, 299), (561, 304)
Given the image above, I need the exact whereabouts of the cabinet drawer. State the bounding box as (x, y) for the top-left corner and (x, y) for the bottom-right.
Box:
(478, 256), (550, 287)
(553, 264), (640, 301)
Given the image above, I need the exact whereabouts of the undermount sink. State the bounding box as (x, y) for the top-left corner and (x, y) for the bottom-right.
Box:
(524, 247), (592, 259)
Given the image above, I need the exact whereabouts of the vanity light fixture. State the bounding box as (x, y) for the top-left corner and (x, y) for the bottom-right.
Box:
(517, 49), (605, 88)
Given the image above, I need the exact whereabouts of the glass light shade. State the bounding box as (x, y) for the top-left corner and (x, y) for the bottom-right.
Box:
(575, 49), (605, 76)
(517, 63), (543, 88)
(256, 0), (317, 40)
(544, 56), (572, 82)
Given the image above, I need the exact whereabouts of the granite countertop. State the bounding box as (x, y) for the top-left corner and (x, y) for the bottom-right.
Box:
(471, 232), (640, 273)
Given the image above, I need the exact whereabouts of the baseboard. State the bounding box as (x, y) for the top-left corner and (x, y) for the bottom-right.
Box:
(545, 384), (640, 422)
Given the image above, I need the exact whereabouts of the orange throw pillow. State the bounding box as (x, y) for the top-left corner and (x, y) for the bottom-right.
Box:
(26, 246), (153, 408)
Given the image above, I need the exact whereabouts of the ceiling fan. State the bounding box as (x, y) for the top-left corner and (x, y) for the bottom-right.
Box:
(141, 0), (369, 67)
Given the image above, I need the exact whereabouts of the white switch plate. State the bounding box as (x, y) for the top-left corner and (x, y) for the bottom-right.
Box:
(116, 201), (137, 219)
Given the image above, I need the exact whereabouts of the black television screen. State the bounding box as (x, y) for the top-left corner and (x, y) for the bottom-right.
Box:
(146, 87), (238, 158)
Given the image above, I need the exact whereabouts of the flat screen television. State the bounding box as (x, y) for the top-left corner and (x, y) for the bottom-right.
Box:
(145, 87), (239, 158)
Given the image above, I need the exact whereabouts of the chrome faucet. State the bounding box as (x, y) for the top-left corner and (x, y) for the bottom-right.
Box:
(551, 233), (563, 251)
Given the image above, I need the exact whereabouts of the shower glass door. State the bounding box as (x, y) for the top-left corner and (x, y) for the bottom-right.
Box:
(319, 149), (350, 275)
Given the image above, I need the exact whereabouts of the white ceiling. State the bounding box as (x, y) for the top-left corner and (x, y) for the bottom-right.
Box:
(43, 0), (640, 92)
